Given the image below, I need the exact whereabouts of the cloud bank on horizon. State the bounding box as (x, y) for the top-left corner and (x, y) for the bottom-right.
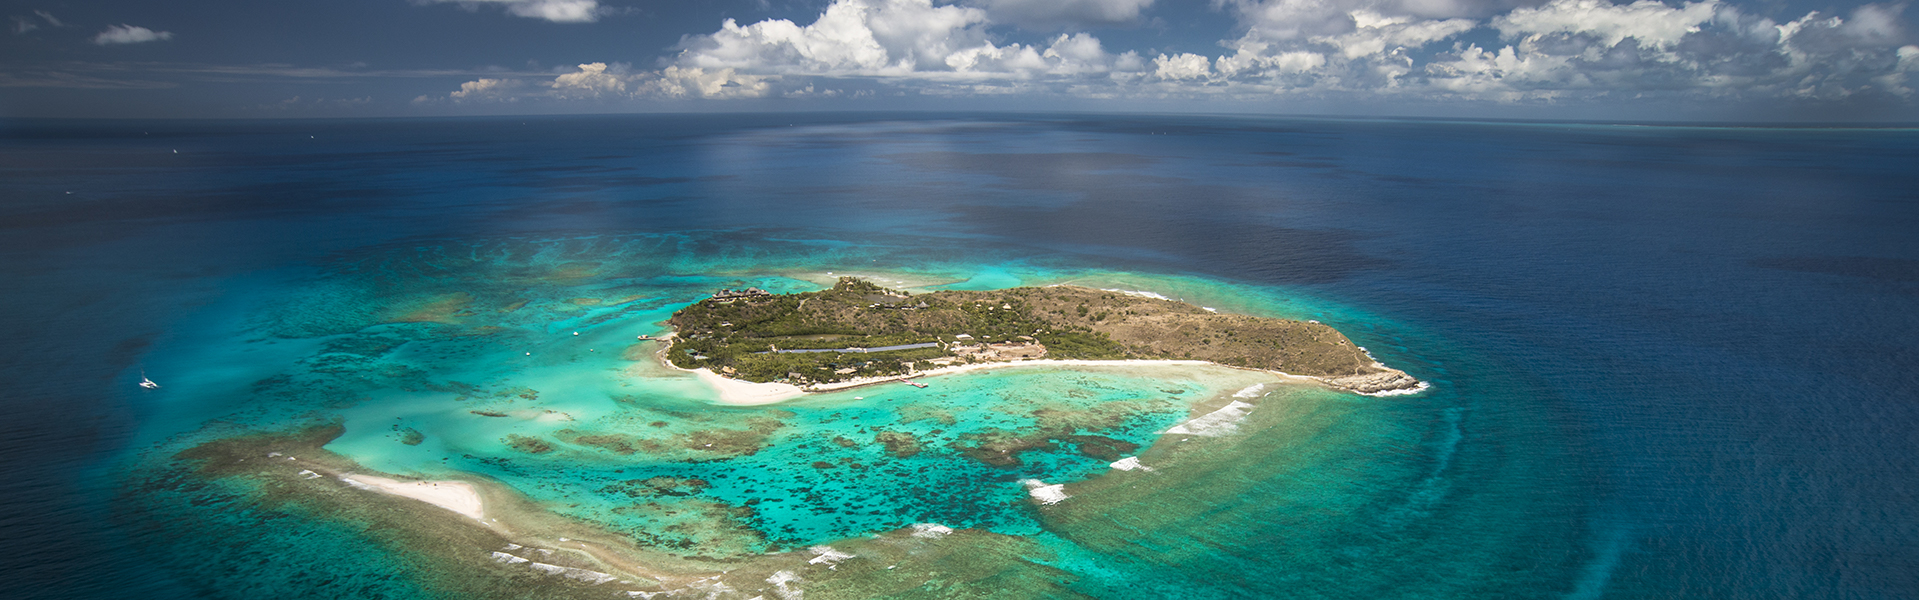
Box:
(1, 0), (1915, 117)
(425, 0), (1918, 107)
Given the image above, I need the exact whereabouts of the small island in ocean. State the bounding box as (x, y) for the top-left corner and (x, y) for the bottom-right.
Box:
(667, 277), (1422, 396)
(117, 262), (1446, 600)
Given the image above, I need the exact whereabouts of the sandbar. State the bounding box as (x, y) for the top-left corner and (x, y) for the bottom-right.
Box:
(340, 474), (486, 521)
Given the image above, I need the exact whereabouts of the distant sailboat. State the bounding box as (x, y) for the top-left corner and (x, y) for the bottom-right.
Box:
(139, 372), (160, 389)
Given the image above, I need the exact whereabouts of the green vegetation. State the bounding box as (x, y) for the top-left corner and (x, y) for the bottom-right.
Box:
(667, 277), (1388, 385)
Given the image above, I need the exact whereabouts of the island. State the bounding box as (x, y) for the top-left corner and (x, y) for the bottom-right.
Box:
(664, 277), (1422, 395)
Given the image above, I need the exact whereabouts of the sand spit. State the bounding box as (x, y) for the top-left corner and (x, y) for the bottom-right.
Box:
(339, 474), (486, 521)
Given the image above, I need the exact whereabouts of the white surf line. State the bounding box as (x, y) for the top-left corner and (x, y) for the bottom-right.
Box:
(1363, 380), (1432, 397)
(1021, 479), (1070, 505)
(910, 523), (954, 538)
(766, 570), (804, 600)
(1164, 399), (1258, 437)
(527, 562), (618, 584)
(807, 545), (855, 568)
(1097, 287), (1174, 301)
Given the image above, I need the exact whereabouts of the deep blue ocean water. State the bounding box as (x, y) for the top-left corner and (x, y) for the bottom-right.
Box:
(2, 113), (1916, 599)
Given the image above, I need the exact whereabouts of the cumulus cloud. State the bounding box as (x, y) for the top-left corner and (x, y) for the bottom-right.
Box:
(1154, 53), (1213, 79)
(966, 0), (1156, 30)
(674, 0), (990, 74)
(429, 0), (1919, 107)
(1184, 0), (1917, 102)
(636, 66), (774, 98)
(1418, 0), (1916, 100)
(451, 77), (520, 99)
(1492, 0), (1717, 47)
(669, 0), (1144, 83)
(92, 24), (172, 45)
(428, 0), (602, 23)
(437, 62), (772, 102)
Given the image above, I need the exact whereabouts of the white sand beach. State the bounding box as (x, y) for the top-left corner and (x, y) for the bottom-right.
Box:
(340, 474), (486, 521)
(692, 368), (808, 405)
(686, 358), (1350, 406)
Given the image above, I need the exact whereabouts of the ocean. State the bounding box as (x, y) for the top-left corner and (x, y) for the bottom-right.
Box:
(1, 113), (1914, 599)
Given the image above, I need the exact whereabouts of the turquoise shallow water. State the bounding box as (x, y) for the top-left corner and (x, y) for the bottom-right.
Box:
(4, 114), (1914, 599)
(139, 237), (1427, 557)
(112, 233), (1579, 598)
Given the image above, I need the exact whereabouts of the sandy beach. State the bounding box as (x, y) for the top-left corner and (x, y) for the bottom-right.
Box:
(654, 327), (1417, 405)
(691, 368), (808, 405)
(694, 358), (1325, 405)
(340, 474), (486, 521)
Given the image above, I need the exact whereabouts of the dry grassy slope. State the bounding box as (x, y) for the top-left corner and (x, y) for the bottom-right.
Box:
(933, 285), (1386, 378)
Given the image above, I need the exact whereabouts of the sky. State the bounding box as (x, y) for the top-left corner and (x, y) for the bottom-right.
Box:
(2, 0), (1916, 121)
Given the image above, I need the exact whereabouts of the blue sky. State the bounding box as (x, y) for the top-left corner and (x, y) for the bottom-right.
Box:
(3, 0), (1915, 120)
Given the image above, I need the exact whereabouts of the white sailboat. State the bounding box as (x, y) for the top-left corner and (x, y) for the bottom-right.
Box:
(139, 372), (160, 389)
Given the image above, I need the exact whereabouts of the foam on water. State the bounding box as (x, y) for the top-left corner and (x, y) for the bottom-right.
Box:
(1163, 401), (1256, 437)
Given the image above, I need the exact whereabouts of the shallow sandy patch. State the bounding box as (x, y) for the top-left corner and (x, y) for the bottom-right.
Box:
(340, 474), (485, 521)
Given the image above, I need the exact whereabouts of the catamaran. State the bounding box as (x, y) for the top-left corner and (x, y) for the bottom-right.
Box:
(139, 373), (160, 389)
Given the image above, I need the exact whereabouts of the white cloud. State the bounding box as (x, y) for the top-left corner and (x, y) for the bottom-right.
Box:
(1201, 0), (1478, 91)
(12, 10), (63, 34)
(966, 0), (1156, 30)
(1493, 0), (1717, 48)
(422, 0), (1919, 108)
(441, 62), (772, 102)
(1836, 3), (1908, 46)
(1319, 11), (1477, 59)
(506, 0), (598, 23)
(92, 24), (173, 45)
(1214, 49), (1328, 77)
(550, 62), (628, 97)
(635, 66), (773, 98)
(429, 0), (602, 23)
(1153, 52), (1213, 79)
(671, 0), (1141, 81)
(1418, 0), (1916, 101)
(451, 77), (519, 98)
(675, 0), (991, 74)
